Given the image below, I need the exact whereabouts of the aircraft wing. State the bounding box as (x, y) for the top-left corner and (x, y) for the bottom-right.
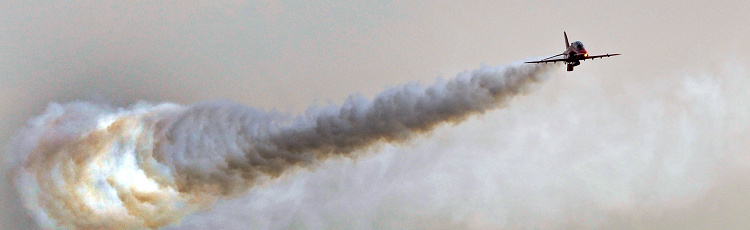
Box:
(581, 53), (620, 60)
(525, 53), (568, 63)
(524, 58), (568, 64)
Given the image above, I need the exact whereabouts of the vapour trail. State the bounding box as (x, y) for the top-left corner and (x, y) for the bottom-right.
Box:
(5, 62), (554, 229)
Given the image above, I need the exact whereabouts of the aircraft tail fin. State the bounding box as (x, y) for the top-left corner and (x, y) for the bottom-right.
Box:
(564, 31), (570, 49)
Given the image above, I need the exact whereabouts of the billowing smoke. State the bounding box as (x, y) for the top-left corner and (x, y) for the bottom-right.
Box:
(5, 62), (554, 229)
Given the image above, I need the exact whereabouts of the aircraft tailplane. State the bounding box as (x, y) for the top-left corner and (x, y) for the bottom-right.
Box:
(564, 31), (570, 49)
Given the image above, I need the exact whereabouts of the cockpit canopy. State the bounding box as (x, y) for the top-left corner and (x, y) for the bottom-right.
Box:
(572, 41), (585, 50)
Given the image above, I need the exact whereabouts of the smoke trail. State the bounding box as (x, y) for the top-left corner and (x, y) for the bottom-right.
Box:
(6, 62), (554, 229)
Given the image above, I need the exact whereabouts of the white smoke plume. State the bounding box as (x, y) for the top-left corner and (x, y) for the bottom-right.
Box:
(165, 61), (750, 230)
(5, 62), (554, 229)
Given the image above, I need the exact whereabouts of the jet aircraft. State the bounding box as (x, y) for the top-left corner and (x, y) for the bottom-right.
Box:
(525, 32), (620, 71)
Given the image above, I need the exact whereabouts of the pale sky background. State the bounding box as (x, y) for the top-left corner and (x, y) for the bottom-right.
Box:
(2, 1), (750, 229)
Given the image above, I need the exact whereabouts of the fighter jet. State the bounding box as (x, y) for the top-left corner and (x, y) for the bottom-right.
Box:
(525, 32), (620, 71)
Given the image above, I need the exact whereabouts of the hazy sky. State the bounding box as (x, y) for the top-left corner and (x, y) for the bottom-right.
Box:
(2, 1), (750, 229)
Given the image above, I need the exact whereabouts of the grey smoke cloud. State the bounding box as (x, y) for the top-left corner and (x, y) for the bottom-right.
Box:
(168, 61), (750, 230)
(5, 62), (553, 229)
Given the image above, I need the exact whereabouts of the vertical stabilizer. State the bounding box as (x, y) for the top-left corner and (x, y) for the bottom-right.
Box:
(564, 31), (570, 49)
